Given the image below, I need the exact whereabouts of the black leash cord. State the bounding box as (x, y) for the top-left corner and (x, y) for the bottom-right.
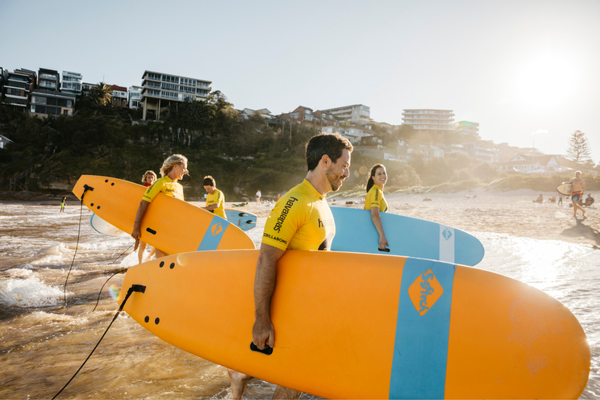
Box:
(63, 188), (90, 308)
(52, 284), (146, 399)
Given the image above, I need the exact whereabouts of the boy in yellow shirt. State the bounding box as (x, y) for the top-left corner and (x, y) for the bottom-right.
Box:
(202, 175), (226, 219)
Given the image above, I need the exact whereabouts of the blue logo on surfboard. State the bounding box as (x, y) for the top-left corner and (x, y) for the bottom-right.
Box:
(442, 228), (453, 241)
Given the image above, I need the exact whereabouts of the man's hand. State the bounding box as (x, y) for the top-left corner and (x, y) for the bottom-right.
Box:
(252, 317), (275, 350)
(252, 244), (285, 350)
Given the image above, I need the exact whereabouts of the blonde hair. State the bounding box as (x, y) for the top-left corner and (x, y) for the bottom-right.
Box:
(160, 154), (188, 177)
(141, 170), (157, 183)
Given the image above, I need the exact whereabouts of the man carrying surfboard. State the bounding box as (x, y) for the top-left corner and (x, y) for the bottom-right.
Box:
(227, 133), (353, 400)
(570, 171), (586, 218)
(131, 154), (188, 258)
(201, 175), (226, 219)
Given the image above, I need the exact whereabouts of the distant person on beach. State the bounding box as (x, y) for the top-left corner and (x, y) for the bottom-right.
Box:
(60, 197), (66, 212)
(365, 163), (389, 251)
(201, 175), (226, 219)
(227, 133), (353, 400)
(256, 189), (261, 204)
(584, 193), (595, 207)
(131, 155), (188, 258)
(535, 194), (543, 203)
(137, 170), (158, 264)
(570, 171), (586, 217)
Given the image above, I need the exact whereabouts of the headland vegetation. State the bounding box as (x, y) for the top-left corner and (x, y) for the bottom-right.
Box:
(1, 92), (598, 201)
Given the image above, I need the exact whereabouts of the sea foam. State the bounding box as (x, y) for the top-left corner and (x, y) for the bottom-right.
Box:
(0, 276), (64, 307)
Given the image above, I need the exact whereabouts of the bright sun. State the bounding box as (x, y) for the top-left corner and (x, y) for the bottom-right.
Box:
(513, 51), (581, 111)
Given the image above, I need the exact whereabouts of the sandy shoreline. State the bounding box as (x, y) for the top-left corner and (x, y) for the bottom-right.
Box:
(222, 187), (599, 247)
(1, 187), (597, 247)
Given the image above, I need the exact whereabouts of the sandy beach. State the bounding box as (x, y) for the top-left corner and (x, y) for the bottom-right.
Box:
(231, 187), (599, 248)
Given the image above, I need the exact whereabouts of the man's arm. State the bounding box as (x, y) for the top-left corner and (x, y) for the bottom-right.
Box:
(252, 243), (286, 350)
(132, 200), (150, 250)
(202, 204), (218, 211)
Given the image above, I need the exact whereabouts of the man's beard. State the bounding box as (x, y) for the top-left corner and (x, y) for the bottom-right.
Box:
(326, 170), (344, 192)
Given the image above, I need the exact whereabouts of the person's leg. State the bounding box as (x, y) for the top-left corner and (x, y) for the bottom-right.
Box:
(137, 241), (147, 264)
(272, 386), (302, 399)
(155, 248), (168, 258)
(227, 369), (254, 400)
(572, 199), (585, 217)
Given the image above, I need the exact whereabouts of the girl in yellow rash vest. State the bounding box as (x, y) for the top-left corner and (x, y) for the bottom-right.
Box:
(364, 163), (389, 251)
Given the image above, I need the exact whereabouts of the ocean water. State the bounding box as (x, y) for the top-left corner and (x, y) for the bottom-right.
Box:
(0, 202), (598, 399)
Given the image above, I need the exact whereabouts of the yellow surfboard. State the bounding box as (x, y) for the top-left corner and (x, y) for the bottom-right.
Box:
(72, 175), (255, 253)
(119, 250), (590, 399)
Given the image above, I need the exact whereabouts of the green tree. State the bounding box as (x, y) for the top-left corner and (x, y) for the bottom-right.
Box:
(566, 130), (592, 165)
(89, 82), (113, 106)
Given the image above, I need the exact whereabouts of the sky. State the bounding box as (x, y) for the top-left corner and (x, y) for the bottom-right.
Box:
(2, 0), (599, 162)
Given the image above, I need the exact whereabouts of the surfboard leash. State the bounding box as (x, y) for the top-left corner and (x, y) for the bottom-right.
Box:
(52, 283), (146, 399)
(63, 185), (93, 309)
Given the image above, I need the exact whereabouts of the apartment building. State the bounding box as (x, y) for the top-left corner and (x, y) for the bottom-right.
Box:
(402, 109), (455, 137)
(0, 67), (7, 93)
(320, 104), (370, 125)
(82, 82), (95, 97)
(38, 68), (60, 91)
(140, 70), (212, 120)
(455, 121), (480, 139)
(3, 69), (36, 107)
(280, 106), (338, 129)
(128, 86), (142, 109)
(30, 89), (76, 117)
(320, 125), (372, 144)
(463, 141), (499, 163)
(61, 71), (83, 95)
(239, 108), (275, 121)
(110, 85), (128, 107)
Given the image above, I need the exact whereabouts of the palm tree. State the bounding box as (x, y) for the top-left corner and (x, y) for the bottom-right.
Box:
(89, 82), (113, 106)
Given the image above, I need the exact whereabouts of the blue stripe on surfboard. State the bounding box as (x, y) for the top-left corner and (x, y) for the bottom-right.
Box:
(197, 217), (231, 251)
(390, 258), (456, 399)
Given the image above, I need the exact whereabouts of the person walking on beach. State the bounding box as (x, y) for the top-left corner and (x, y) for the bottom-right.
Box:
(227, 132), (353, 400)
(201, 175), (226, 219)
(59, 197), (66, 212)
(137, 170), (158, 263)
(365, 163), (389, 251)
(570, 171), (586, 218)
(131, 155), (188, 258)
(256, 189), (261, 204)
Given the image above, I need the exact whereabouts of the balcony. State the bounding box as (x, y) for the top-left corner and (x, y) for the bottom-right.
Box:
(6, 81), (30, 90)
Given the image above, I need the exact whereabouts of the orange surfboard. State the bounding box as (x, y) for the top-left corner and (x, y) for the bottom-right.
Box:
(72, 175), (255, 253)
(119, 250), (590, 399)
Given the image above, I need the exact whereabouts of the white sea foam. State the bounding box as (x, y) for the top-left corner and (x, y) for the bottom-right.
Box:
(6, 268), (34, 278)
(23, 311), (89, 326)
(0, 276), (64, 307)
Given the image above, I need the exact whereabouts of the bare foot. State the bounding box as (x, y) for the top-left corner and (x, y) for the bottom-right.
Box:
(227, 369), (254, 400)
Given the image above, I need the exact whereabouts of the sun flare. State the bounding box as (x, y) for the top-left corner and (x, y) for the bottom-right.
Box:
(513, 51), (581, 111)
